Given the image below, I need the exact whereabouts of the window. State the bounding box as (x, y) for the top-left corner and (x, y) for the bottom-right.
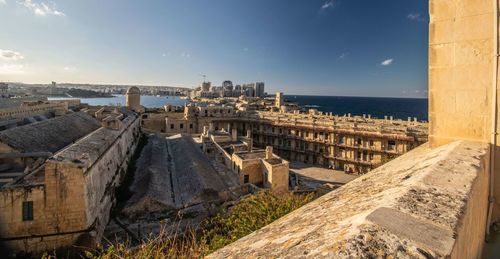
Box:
(388, 140), (396, 150)
(243, 175), (249, 183)
(356, 138), (362, 145)
(180, 123), (184, 129)
(170, 124), (174, 129)
(22, 201), (33, 221)
(370, 140), (374, 146)
(189, 124), (193, 129)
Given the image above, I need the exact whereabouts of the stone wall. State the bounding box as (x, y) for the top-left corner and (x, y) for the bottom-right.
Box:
(0, 114), (141, 253)
(0, 102), (68, 121)
(82, 115), (141, 242)
(428, 0), (500, 228)
(262, 159), (289, 193)
(232, 155), (263, 185)
(208, 141), (489, 258)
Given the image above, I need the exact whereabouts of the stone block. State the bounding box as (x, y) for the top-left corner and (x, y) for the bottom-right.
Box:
(453, 63), (492, 90)
(429, 67), (454, 90)
(456, 0), (493, 17)
(454, 39), (493, 66)
(430, 0), (456, 22)
(429, 20), (454, 45)
(429, 43), (454, 68)
(428, 89), (456, 114)
(454, 14), (492, 42)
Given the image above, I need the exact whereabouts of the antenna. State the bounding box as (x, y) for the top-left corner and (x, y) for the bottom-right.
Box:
(199, 74), (207, 83)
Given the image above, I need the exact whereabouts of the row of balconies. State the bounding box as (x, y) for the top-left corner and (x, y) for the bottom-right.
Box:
(251, 130), (403, 155)
(256, 141), (380, 167)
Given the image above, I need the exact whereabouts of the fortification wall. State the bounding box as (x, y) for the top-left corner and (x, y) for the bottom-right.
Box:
(0, 102), (68, 121)
(208, 141), (489, 258)
(0, 114), (141, 254)
(428, 0), (500, 229)
(82, 115), (141, 242)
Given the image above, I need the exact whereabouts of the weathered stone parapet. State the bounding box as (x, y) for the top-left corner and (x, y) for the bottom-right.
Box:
(207, 141), (489, 258)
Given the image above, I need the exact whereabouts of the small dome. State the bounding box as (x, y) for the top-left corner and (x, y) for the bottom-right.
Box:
(126, 86), (140, 94)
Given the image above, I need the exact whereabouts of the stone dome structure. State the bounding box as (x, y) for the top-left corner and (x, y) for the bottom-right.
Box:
(126, 86), (141, 95)
(125, 86), (142, 112)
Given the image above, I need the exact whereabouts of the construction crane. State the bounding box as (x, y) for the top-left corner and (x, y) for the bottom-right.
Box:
(199, 74), (207, 83)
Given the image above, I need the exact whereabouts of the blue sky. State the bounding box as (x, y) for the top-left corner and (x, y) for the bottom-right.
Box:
(0, 0), (428, 97)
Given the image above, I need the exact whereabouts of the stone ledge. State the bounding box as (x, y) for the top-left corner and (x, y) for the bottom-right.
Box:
(207, 141), (489, 258)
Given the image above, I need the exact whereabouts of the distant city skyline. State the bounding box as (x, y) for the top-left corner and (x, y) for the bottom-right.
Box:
(0, 0), (428, 98)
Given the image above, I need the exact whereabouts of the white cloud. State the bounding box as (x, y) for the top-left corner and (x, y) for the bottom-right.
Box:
(181, 52), (190, 58)
(18, 0), (65, 17)
(0, 64), (25, 74)
(338, 52), (349, 60)
(0, 49), (24, 60)
(63, 66), (76, 72)
(381, 58), (393, 66)
(243, 47), (249, 52)
(321, 1), (336, 10)
(407, 13), (425, 22)
(0, 0), (6, 4)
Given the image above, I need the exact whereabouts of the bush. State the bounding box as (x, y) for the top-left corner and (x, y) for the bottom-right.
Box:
(84, 191), (318, 258)
(201, 191), (317, 252)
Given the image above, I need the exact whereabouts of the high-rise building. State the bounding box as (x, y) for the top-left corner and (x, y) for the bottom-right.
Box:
(255, 82), (265, 97)
(201, 81), (211, 92)
(245, 86), (255, 97)
(222, 80), (233, 91)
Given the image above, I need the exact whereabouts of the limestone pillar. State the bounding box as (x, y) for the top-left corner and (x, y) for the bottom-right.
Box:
(232, 128), (238, 141)
(266, 146), (273, 159)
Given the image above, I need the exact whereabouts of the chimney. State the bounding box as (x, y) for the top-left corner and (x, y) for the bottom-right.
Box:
(390, 116), (393, 121)
(266, 146), (273, 159)
(368, 114), (371, 119)
(384, 115), (388, 120)
(348, 113), (351, 117)
(248, 138), (253, 152)
(414, 117), (418, 122)
(232, 128), (238, 141)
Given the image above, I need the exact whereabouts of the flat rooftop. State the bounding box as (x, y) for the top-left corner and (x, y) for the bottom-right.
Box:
(290, 162), (358, 185)
(236, 151), (266, 160)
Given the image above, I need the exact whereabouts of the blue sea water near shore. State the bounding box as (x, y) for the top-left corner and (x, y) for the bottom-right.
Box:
(49, 95), (188, 108)
(287, 95), (429, 122)
(49, 94), (429, 122)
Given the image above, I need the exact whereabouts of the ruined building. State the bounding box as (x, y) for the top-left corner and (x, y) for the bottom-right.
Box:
(144, 106), (427, 175)
(201, 126), (289, 193)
